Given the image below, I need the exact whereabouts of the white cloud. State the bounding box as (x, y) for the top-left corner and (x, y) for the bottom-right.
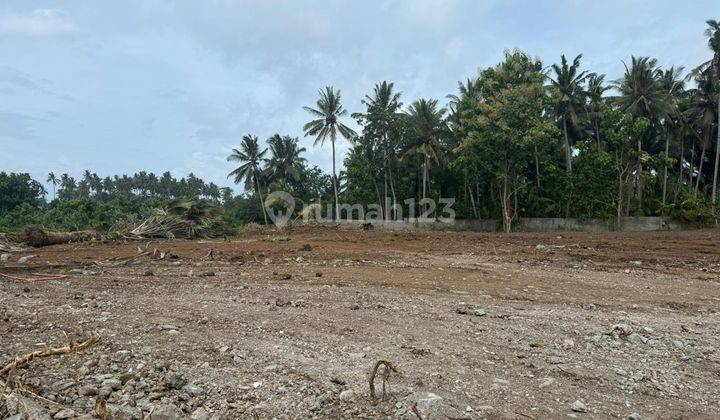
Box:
(0, 9), (77, 37)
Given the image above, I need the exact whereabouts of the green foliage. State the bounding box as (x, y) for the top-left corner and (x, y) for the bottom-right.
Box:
(662, 193), (714, 226)
(0, 172), (45, 217)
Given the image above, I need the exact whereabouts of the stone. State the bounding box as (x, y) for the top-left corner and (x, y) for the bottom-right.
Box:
(627, 413), (641, 420)
(165, 372), (187, 390)
(611, 324), (633, 339)
(17, 255), (38, 264)
(182, 383), (203, 396)
(409, 392), (448, 418)
(6, 392), (52, 419)
(149, 404), (180, 420)
(79, 385), (97, 396)
(143, 269), (154, 276)
(190, 408), (210, 420)
(539, 377), (555, 388)
(101, 378), (122, 390)
(339, 390), (355, 401)
(455, 304), (486, 317)
(571, 400), (587, 413)
(562, 338), (575, 349)
(53, 408), (76, 419)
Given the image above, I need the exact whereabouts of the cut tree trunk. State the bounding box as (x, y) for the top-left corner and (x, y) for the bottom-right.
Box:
(17, 226), (100, 248)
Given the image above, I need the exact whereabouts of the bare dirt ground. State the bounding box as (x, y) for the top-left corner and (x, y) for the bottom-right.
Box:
(1, 227), (719, 419)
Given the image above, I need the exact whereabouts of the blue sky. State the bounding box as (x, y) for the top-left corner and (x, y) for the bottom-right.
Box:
(0, 1), (715, 192)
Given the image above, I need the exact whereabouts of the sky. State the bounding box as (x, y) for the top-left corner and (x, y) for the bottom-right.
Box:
(0, 0), (716, 193)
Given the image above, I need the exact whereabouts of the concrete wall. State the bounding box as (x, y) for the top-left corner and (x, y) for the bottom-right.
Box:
(311, 216), (689, 233)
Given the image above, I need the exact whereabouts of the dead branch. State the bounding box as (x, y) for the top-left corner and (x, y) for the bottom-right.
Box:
(0, 334), (101, 377)
(95, 395), (111, 420)
(0, 273), (68, 281)
(411, 403), (424, 420)
(369, 359), (399, 401)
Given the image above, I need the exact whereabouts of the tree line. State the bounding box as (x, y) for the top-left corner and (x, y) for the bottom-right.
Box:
(228, 19), (719, 231)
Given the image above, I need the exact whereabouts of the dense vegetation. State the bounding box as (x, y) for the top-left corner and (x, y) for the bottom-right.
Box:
(2, 20), (718, 233)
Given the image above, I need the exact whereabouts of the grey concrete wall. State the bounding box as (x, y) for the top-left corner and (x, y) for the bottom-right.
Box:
(310, 216), (689, 232)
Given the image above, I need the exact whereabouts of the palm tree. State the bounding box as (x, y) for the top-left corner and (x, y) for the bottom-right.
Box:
(613, 56), (670, 213)
(548, 54), (587, 173)
(46, 172), (58, 201)
(403, 98), (447, 211)
(265, 134), (307, 186)
(227, 134), (269, 224)
(687, 72), (718, 195)
(356, 81), (403, 219)
(657, 66), (686, 205)
(303, 86), (356, 220)
(584, 73), (610, 147)
(695, 20), (720, 213)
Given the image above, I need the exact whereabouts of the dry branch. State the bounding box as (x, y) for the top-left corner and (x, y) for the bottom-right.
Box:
(0, 273), (68, 281)
(0, 335), (101, 377)
(369, 360), (399, 401)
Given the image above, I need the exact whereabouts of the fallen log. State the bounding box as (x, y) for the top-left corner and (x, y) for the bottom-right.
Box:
(16, 226), (100, 248)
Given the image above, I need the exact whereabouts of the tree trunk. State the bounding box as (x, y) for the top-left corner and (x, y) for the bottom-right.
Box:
(256, 175), (268, 225)
(383, 167), (388, 220)
(636, 137), (643, 215)
(662, 127), (669, 206)
(422, 155), (428, 215)
(695, 135), (707, 195)
(373, 177), (383, 219)
(534, 143), (541, 189)
(388, 161), (397, 220)
(467, 183), (478, 218)
(501, 175), (512, 233)
(331, 138), (339, 220)
(676, 139), (684, 201)
(563, 117), (572, 173)
(712, 96), (720, 215)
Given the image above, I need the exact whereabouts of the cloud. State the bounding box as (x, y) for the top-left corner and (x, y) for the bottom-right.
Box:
(0, 9), (77, 37)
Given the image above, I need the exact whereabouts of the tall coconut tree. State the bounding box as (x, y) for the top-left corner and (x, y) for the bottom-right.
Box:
(227, 134), (269, 224)
(303, 86), (356, 220)
(695, 20), (720, 213)
(584, 73), (610, 147)
(46, 172), (58, 201)
(265, 134), (307, 186)
(613, 56), (670, 213)
(657, 66), (686, 205)
(687, 72), (718, 195)
(548, 54), (587, 173)
(403, 98), (448, 210)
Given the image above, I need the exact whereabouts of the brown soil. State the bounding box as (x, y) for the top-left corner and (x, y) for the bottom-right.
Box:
(1, 227), (719, 419)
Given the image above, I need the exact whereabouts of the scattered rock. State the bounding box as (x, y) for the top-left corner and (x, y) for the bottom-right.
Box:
(611, 324), (633, 339)
(339, 389), (355, 401)
(53, 408), (76, 419)
(143, 268), (154, 276)
(280, 273), (292, 280)
(17, 254), (38, 264)
(315, 272), (323, 277)
(275, 298), (291, 307)
(150, 403), (181, 420)
(300, 244), (312, 251)
(165, 372), (187, 390)
(455, 304), (486, 317)
(626, 413), (641, 420)
(571, 400), (587, 413)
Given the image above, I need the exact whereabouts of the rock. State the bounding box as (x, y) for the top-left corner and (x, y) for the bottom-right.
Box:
(571, 400), (587, 413)
(562, 338), (575, 349)
(101, 378), (122, 390)
(6, 392), (52, 419)
(339, 389), (355, 401)
(408, 392), (460, 418)
(79, 385), (98, 396)
(149, 404), (180, 420)
(190, 408), (210, 420)
(165, 372), (187, 390)
(280, 273), (292, 280)
(53, 408), (76, 419)
(143, 268), (154, 276)
(182, 383), (203, 396)
(0, 253), (9, 262)
(315, 272), (323, 277)
(17, 255), (38, 264)
(300, 244), (312, 251)
(275, 298), (291, 307)
(611, 324), (633, 339)
(626, 413), (641, 420)
(492, 378), (510, 390)
(539, 377), (555, 388)
(455, 304), (486, 317)
(200, 270), (215, 277)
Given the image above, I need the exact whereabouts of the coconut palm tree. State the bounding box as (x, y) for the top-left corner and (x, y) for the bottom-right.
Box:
(46, 172), (58, 201)
(695, 20), (720, 213)
(548, 54), (587, 173)
(613, 56), (671, 213)
(403, 98), (448, 210)
(584, 73), (610, 147)
(265, 134), (307, 186)
(657, 66), (687, 205)
(687, 72), (718, 195)
(303, 86), (356, 220)
(227, 134), (269, 224)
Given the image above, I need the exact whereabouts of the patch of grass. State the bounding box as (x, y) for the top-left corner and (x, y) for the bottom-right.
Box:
(263, 234), (290, 243)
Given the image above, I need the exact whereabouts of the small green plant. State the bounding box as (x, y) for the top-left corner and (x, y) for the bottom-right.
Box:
(263, 234), (290, 242)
